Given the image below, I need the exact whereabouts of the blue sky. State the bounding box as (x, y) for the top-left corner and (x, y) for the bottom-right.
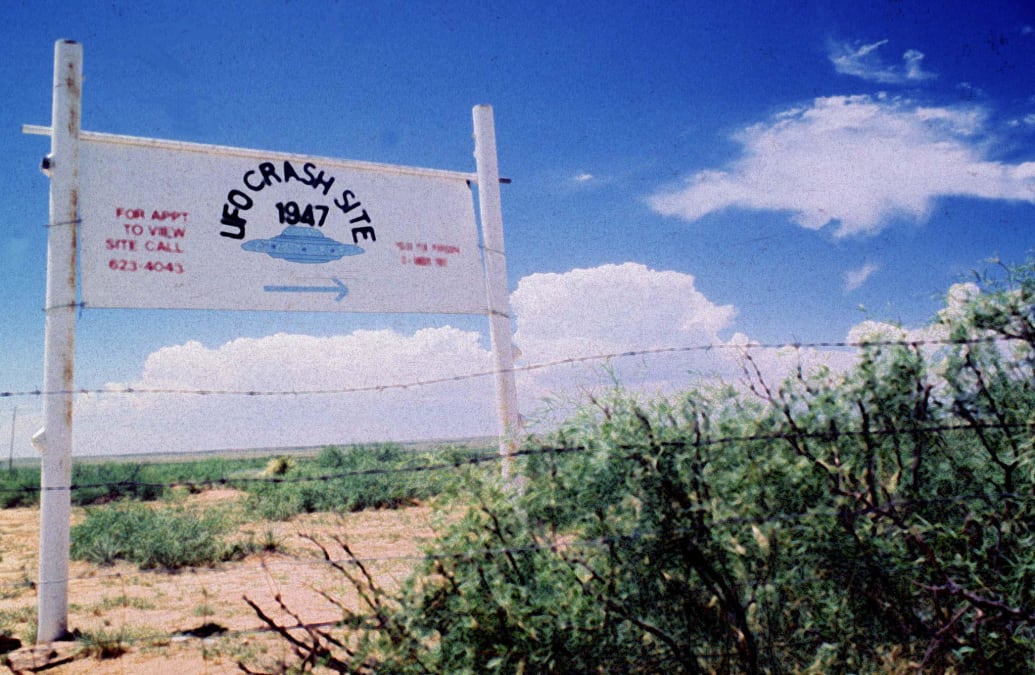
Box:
(2, 1), (1033, 456)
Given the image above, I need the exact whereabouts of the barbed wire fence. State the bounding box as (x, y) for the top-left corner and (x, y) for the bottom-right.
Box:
(0, 333), (1010, 401)
(0, 331), (1032, 670)
(4, 461), (1034, 668)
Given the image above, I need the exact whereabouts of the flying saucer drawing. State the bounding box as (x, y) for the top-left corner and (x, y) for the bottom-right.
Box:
(241, 226), (364, 264)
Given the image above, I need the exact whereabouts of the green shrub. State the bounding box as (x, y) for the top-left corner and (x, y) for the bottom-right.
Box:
(0, 467), (40, 508)
(243, 443), (487, 520)
(69, 456), (268, 506)
(262, 456), (295, 476)
(71, 463), (165, 504)
(71, 502), (253, 570)
(3, 446), (486, 515)
(244, 259), (1035, 673)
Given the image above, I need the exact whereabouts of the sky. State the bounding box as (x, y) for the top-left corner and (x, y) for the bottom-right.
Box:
(1, 1), (1033, 457)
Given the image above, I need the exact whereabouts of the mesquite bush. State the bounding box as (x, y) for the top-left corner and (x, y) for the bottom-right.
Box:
(245, 259), (1035, 674)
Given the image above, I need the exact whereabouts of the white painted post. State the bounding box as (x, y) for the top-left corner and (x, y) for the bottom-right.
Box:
(472, 105), (521, 480)
(37, 39), (81, 643)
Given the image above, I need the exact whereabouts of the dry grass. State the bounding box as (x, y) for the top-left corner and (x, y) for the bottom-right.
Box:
(0, 489), (438, 673)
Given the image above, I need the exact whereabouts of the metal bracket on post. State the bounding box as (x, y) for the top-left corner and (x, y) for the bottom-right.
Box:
(31, 428), (46, 453)
(37, 38), (81, 644)
(472, 105), (521, 485)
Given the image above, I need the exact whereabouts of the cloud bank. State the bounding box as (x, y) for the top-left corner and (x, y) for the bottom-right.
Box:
(1, 262), (910, 457)
(56, 265), (993, 458)
(512, 263), (735, 361)
(649, 95), (1035, 236)
(74, 328), (498, 456)
(67, 264), (766, 456)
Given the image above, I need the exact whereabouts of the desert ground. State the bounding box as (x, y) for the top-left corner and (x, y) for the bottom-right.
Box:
(1, 489), (437, 673)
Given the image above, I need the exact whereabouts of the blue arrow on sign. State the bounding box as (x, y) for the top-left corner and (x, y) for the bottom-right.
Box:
(264, 278), (349, 302)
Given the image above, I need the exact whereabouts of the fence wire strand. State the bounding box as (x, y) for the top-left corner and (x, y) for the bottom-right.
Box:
(0, 419), (1029, 497)
(0, 333), (1017, 400)
(5, 484), (1035, 667)
(1, 331), (1032, 668)
(0, 418), (1031, 596)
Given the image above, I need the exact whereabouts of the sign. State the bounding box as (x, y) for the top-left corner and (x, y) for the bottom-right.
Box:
(27, 37), (516, 645)
(78, 134), (487, 313)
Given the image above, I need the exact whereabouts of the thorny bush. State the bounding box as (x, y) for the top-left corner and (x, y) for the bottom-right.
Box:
(244, 259), (1035, 674)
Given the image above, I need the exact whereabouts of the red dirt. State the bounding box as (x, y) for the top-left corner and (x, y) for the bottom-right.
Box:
(1, 490), (440, 673)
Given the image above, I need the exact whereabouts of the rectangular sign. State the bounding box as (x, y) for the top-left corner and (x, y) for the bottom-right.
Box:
(78, 134), (487, 313)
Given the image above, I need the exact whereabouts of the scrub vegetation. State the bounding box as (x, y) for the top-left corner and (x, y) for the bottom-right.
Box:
(70, 502), (256, 570)
(0, 443), (488, 513)
(245, 260), (1035, 673)
(0, 455), (270, 508)
(242, 443), (490, 520)
(3, 260), (1034, 672)
(3, 444), (489, 572)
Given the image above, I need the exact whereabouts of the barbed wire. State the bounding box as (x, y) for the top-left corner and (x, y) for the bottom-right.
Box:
(41, 301), (87, 313)
(41, 217), (82, 229)
(0, 444), (555, 496)
(1, 384), (1031, 666)
(0, 333), (1021, 401)
(0, 420), (1029, 497)
(0, 612), (779, 671)
(0, 422), (1029, 570)
(3, 428), (1032, 667)
(3, 485), (1030, 595)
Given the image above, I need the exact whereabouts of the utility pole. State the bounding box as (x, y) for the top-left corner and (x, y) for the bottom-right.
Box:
(6, 406), (14, 472)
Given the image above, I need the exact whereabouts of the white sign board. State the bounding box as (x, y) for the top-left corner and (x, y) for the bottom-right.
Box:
(78, 135), (487, 313)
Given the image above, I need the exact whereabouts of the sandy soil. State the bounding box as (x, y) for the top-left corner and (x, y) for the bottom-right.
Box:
(1, 490), (439, 673)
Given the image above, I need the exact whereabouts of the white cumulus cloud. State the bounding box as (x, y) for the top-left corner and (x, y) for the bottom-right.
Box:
(512, 262), (735, 357)
(74, 328), (498, 455)
(648, 95), (1035, 236)
(509, 263), (740, 405)
(68, 263), (925, 456)
(71, 264), (745, 455)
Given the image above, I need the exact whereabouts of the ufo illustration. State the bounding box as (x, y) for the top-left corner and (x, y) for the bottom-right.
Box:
(241, 226), (364, 264)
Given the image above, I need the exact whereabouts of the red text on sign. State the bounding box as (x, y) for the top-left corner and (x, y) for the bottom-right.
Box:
(106, 238), (136, 251)
(396, 241), (461, 268)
